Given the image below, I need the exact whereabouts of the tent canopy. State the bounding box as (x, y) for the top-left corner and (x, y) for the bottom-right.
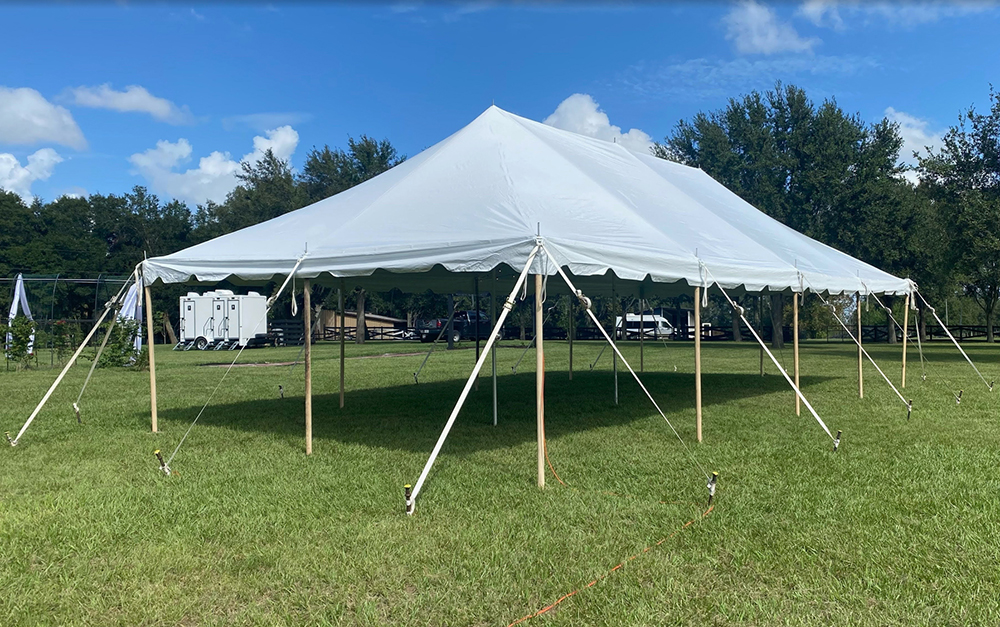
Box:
(143, 106), (911, 298)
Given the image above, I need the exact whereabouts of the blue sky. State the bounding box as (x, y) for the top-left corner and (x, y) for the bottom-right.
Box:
(2, 1), (998, 205)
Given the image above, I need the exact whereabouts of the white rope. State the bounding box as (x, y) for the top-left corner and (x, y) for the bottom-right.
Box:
(410, 245), (541, 506)
(862, 284), (928, 378)
(915, 290), (994, 392)
(11, 270), (135, 445)
(165, 257), (306, 467)
(702, 265), (835, 441)
(804, 278), (910, 408)
(543, 245), (711, 479)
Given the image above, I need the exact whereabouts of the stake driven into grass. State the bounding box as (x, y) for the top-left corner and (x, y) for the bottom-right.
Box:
(1, 340), (999, 626)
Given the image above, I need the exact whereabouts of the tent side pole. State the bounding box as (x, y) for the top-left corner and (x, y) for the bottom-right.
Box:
(535, 274), (545, 489)
(794, 292), (800, 417)
(902, 294), (909, 388)
(144, 285), (158, 433)
(339, 280), (345, 409)
(304, 279), (312, 455)
(694, 286), (702, 443)
(857, 292), (864, 399)
(491, 270), (498, 426)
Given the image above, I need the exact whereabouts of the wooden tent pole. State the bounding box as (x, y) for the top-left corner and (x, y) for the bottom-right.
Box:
(694, 286), (702, 443)
(902, 294), (910, 388)
(794, 292), (800, 416)
(857, 292), (864, 399)
(535, 274), (545, 489)
(612, 275), (618, 406)
(144, 285), (158, 433)
(304, 279), (312, 455)
(339, 279), (345, 409)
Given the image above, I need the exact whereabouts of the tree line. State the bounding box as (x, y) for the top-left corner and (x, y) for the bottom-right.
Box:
(3, 84), (999, 342)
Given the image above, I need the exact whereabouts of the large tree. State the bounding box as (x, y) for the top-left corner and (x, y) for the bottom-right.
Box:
(657, 83), (921, 343)
(918, 88), (1000, 341)
(299, 135), (404, 204)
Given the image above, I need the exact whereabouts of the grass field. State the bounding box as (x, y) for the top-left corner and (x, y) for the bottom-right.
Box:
(2, 337), (1000, 626)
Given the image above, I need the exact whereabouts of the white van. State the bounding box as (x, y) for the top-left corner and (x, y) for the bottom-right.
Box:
(614, 313), (674, 339)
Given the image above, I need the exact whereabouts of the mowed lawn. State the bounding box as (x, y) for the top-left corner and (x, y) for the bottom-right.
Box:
(2, 337), (1000, 626)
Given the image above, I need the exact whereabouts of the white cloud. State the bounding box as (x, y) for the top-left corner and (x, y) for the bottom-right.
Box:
(0, 87), (86, 150)
(543, 94), (653, 154)
(884, 107), (944, 184)
(724, 1), (819, 55)
(798, 1), (997, 29)
(0, 148), (63, 202)
(797, 0), (845, 29)
(222, 112), (313, 132)
(63, 84), (194, 125)
(619, 54), (878, 102)
(129, 126), (300, 205)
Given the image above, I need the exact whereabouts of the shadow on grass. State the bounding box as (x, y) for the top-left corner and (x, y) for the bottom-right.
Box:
(159, 370), (834, 455)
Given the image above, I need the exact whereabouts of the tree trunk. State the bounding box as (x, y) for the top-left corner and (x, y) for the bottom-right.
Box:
(987, 301), (996, 343)
(161, 311), (177, 345)
(918, 306), (927, 342)
(769, 293), (784, 349)
(885, 295), (897, 344)
(355, 289), (366, 344)
(731, 296), (742, 342)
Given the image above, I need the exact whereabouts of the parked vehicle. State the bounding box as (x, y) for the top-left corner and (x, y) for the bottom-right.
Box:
(614, 312), (675, 340)
(418, 310), (493, 343)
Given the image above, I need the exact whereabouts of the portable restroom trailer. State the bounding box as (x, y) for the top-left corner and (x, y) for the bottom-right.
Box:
(176, 290), (267, 350)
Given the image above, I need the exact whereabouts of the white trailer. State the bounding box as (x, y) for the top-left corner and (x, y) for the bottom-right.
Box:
(175, 290), (268, 350)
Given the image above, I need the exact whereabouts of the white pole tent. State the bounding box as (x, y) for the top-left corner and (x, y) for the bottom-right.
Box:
(139, 105), (915, 509)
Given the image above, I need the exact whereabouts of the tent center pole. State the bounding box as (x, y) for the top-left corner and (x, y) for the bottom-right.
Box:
(491, 270), (498, 426)
(339, 280), (345, 409)
(568, 296), (573, 381)
(535, 273), (545, 489)
(902, 293), (909, 388)
(794, 292), (800, 417)
(694, 286), (702, 443)
(640, 291), (644, 373)
(612, 275), (618, 406)
(145, 284), (158, 433)
(857, 292), (864, 399)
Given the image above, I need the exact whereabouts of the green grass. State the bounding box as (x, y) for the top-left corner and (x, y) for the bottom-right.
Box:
(2, 338), (1000, 626)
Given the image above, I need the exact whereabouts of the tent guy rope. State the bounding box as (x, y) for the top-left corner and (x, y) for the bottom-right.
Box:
(161, 256), (306, 472)
(9, 269), (135, 446)
(915, 290), (994, 392)
(803, 276), (912, 414)
(543, 245), (712, 479)
(699, 263), (836, 443)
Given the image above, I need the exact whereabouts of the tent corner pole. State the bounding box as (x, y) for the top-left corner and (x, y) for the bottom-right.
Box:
(902, 293), (909, 388)
(694, 286), (702, 443)
(144, 284), (158, 433)
(304, 279), (312, 455)
(857, 292), (864, 399)
(794, 292), (800, 417)
(535, 273), (545, 489)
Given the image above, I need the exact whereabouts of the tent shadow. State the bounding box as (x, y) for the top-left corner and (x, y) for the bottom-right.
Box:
(158, 370), (834, 456)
